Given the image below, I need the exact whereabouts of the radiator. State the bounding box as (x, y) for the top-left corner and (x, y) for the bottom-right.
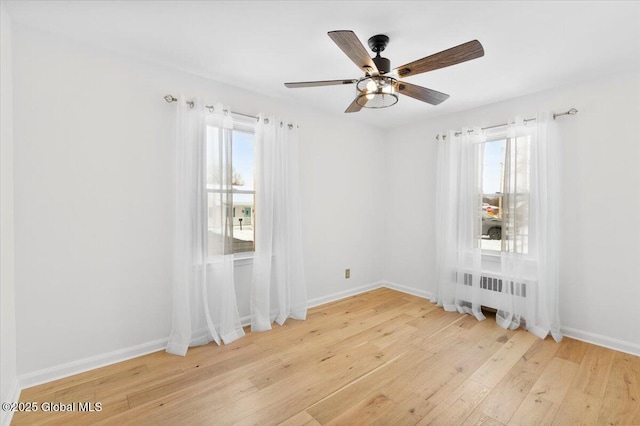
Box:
(462, 272), (527, 298)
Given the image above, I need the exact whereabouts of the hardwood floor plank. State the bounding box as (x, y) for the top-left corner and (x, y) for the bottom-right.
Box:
(226, 343), (405, 425)
(325, 393), (395, 425)
(278, 411), (321, 426)
(415, 378), (491, 426)
(18, 357), (150, 401)
(468, 336), (559, 424)
(506, 395), (558, 426)
(551, 390), (601, 426)
(551, 344), (615, 425)
(306, 347), (425, 423)
(124, 346), (270, 408)
(365, 391), (437, 426)
(596, 352), (640, 425)
(469, 331), (538, 388)
(445, 321), (518, 376)
(507, 357), (579, 425)
(13, 289), (639, 426)
(528, 357), (579, 404)
(407, 307), (465, 337)
(461, 410), (505, 426)
(553, 336), (588, 364)
(397, 299), (439, 318)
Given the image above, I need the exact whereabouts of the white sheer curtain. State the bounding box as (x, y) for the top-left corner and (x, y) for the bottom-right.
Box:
(434, 113), (562, 341)
(251, 116), (307, 332)
(497, 113), (562, 341)
(434, 127), (486, 320)
(167, 98), (244, 356)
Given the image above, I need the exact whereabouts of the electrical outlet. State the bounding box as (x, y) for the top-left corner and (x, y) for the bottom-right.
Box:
(345, 269), (350, 279)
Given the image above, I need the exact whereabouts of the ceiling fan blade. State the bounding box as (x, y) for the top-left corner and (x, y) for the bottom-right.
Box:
(394, 40), (484, 78)
(345, 96), (366, 113)
(285, 79), (358, 88)
(328, 30), (378, 74)
(397, 82), (449, 105)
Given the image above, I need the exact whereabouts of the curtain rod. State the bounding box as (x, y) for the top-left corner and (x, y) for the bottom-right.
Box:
(163, 94), (259, 121)
(435, 108), (578, 140)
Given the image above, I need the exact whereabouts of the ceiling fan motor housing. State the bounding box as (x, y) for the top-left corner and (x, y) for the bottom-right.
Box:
(369, 34), (391, 74)
(372, 56), (391, 74)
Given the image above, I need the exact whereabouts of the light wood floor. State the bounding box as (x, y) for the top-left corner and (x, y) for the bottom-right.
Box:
(13, 288), (640, 425)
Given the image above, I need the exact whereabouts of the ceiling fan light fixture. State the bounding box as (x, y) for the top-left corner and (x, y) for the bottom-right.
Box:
(356, 76), (398, 108)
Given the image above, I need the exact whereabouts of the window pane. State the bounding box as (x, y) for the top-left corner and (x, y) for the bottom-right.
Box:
(502, 136), (531, 254)
(232, 130), (254, 254)
(207, 126), (234, 190)
(482, 139), (506, 194)
(480, 139), (506, 252)
(207, 192), (233, 256)
(232, 193), (255, 254)
(481, 194), (503, 251)
(232, 130), (254, 191)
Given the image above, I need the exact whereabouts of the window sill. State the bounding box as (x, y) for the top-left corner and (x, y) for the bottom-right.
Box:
(234, 252), (255, 266)
(481, 250), (536, 263)
(205, 252), (255, 267)
(481, 250), (502, 262)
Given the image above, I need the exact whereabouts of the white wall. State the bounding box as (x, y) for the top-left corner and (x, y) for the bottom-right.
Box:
(384, 72), (640, 352)
(12, 26), (385, 379)
(0, 3), (20, 424)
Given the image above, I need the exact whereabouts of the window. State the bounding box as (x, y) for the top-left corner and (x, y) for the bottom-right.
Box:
(479, 135), (531, 253)
(206, 121), (255, 256)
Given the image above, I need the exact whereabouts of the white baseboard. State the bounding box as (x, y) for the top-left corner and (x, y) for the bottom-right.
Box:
(0, 379), (21, 426)
(382, 281), (434, 301)
(239, 314), (252, 328)
(19, 338), (168, 390)
(561, 326), (640, 357)
(307, 281), (385, 309)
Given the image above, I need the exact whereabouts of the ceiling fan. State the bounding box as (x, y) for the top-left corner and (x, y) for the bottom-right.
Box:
(284, 31), (484, 113)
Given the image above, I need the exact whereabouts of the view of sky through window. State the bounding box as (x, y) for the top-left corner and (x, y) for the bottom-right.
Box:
(232, 130), (254, 189)
(482, 139), (506, 194)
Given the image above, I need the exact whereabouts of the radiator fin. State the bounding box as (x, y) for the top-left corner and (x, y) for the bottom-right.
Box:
(462, 272), (526, 297)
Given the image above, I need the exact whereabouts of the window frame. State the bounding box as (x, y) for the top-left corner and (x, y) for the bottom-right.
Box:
(477, 132), (532, 257)
(205, 117), (256, 260)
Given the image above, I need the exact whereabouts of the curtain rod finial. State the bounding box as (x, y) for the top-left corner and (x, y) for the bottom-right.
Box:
(553, 108), (578, 120)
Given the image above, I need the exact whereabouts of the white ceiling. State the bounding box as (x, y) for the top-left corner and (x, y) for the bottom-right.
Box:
(5, 1), (640, 129)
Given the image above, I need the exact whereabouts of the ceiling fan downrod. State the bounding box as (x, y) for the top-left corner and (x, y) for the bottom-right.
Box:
(368, 34), (391, 74)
